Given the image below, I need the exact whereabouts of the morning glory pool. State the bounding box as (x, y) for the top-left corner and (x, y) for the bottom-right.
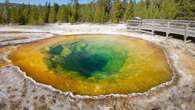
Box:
(9, 34), (172, 96)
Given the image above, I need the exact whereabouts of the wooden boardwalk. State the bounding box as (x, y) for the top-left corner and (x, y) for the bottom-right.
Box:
(127, 19), (195, 42)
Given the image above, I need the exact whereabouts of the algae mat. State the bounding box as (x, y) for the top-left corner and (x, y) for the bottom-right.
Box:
(9, 34), (172, 96)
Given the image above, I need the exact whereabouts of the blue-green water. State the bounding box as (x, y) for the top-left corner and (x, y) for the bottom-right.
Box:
(47, 40), (128, 79)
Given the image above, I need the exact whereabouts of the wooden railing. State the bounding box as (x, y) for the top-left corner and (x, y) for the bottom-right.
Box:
(127, 19), (195, 42)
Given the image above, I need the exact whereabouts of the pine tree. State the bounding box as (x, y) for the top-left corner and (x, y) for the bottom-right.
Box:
(10, 7), (19, 23)
(79, 2), (95, 22)
(0, 0), (195, 24)
(57, 5), (70, 23)
(28, 6), (43, 25)
(0, 7), (3, 24)
(104, 0), (112, 22)
(94, 0), (111, 23)
(42, 2), (50, 23)
(22, 5), (30, 24)
(123, 0), (134, 22)
(48, 3), (59, 23)
(69, 0), (79, 23)
(110, 0), (123, 23)
(160, 0), (177, 19)
(133, 0), (147, 18)
(57, 6), (64, 22)
(48, 6), (56, 23)
(94, 0), (104, 23)
(37, 6), (45, 24)
(146, 1), (160, 19)
(18, 4), (27, 25)
(2, 0), (10, 23)
(176, 0), (195, 20)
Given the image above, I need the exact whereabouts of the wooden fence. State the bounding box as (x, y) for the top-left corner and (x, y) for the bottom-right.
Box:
(127, 19), (195, 42)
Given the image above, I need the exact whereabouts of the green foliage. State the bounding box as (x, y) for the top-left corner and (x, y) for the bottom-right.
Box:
(28, 7), (40, 25)
(48, 4), (58, 23)
(160, 0), (177, 19)
(2, 0), (10, 23)
(79, 3), (95, 22)
(69, 0), (79, 23)
(133, 0), (147, 18)
(110, 0), (123, 23)
(0, 0), (194, 25)
(146, 1), (161, 19)
(41, 3), (50, 23)
(176, 0), (195, 20)
(94, 0), (111, 23)
(57, 5), (70, 23)
(123, 0), (134, 22)
(0, 7), (3, 24)
(10, 7), (19, 23)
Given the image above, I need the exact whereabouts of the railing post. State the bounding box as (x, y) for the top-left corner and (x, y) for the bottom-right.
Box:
(166, 22), (170, 39)
(138, 20), (141, 31)
(184, 23), (189, 43)
(152, 21), (154, 35)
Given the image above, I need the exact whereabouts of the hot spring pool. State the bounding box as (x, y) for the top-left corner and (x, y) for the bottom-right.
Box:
(9, 34), (173, 96)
